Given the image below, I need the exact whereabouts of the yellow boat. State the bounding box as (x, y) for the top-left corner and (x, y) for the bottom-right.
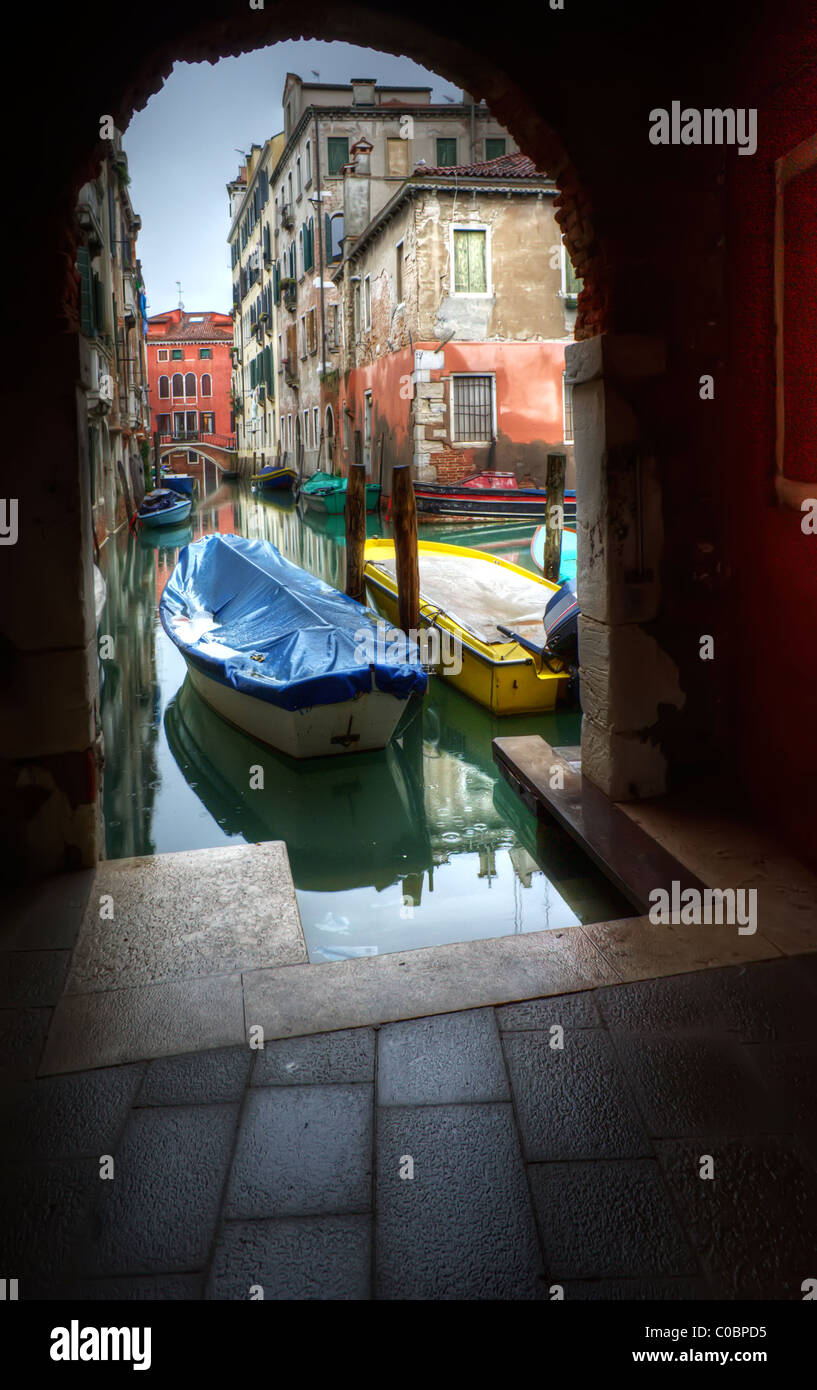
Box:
(363, 538), (570, 715)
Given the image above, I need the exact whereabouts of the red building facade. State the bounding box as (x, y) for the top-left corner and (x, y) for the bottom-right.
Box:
(146, 310), (234, 460)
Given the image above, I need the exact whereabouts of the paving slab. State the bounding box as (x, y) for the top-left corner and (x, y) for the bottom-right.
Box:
(0, 1007), (52, 1082)
(560, 1277), (710, 1300)
(138, 1046), (252, 1106)
(40, 973), (245, 1075)
(252, 1028), (375, 1088)
(242, 926), (620, 1041)
(377, 1009), (508, 1105)
(609, 1033), (781, 1139)
(743, 1041), (817, 1159)
(0, 870), (94, 952)
(0, 1158), (100, 1289)
(225, 1084), (373, 1220)
(207, 1216), (371, 1300)
(376, 1103), (544, 1299)
(0, 950), (70, 1007)
(65, 844), (306, 994)
(528, 1159), (697, 1280)
(496, 992), (602, 1032)
(46, 1273), (205, 1300)
(596, 958), (817, 1042)
(78, 1103), (238, 1277)
(0, 1064), (143, 1160)
(582, 915), (780, 982)
(502, 1029), (651, 1161)
(654, 1136), (817, 1300)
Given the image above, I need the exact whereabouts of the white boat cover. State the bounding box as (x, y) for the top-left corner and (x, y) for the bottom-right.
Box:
(372, 553), (550, 645)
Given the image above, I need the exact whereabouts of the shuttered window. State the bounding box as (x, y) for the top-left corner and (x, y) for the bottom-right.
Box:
(436, 138), (457, 167)
(453, 229), (487, 293)
(327, 137), (349, 175)
(77, 247), (98, 338)
(485, 138), (506, 160)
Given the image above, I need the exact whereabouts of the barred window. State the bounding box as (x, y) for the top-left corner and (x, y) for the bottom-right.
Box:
(563, 376), (575, 442)
(452, 375), (493, 442)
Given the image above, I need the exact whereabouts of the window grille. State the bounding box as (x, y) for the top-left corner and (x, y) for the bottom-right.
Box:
(452, 376), (493, 442)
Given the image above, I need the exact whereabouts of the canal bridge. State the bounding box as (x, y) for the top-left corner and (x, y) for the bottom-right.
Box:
(157, 431), (238, 473)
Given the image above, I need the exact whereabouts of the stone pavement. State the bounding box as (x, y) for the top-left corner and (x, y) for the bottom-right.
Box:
(2, 955), (817, 1300)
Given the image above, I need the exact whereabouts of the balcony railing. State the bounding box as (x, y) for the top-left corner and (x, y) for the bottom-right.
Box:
(159, 431), (237, 450)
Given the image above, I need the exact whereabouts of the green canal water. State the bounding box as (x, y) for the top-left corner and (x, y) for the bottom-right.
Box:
(98, 476), (628, 962)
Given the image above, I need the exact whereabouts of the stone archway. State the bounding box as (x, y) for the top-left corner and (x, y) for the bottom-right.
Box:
(7, 0), (750, 882)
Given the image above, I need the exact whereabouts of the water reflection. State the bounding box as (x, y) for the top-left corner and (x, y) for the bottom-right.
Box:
(99, 477), (628, 960)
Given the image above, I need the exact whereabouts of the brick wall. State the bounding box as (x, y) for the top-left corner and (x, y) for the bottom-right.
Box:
(432, 449), (478, 484)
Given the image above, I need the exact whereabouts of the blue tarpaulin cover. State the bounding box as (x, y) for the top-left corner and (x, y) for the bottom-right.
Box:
(160, 534), (428, 712)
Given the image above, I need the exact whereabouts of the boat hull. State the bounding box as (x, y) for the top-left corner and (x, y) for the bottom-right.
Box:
(301, 481), (382, 514)
(185, 660), (410, 759)
(139, 497), (193, 527)
(414, 485), (577, 523)
(161, 474), (194, 497)
(530, 526), (578, 582)
(252, 467), (297, 491)
(364, 540), (569, 716)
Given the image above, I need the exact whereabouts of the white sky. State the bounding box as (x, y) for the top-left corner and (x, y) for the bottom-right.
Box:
(125, 41), (458, 316)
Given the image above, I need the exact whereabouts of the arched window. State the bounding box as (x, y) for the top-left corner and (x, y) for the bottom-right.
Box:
(324, 405), (334, 467)
(201, 373), (212, 397)
(185, 373), (196, 399)
(158, 375), (169, 398)
(171, 373), (183, 397)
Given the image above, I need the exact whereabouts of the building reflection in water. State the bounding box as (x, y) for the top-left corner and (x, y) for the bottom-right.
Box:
(99, 478), (629, 960)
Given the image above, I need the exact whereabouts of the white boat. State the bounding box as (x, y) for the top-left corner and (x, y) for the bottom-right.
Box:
(159, 534), (427, 760)
(138, 489), (193, 528)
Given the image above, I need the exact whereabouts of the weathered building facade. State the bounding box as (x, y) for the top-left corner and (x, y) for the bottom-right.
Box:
(76, 129), (150, 543)
(228, 73), (518, 477)
(228, 136), (285, 469)
(329, 154), (577, 493)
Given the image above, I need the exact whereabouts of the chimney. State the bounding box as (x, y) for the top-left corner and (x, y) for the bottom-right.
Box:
(351, 78), (376, 106)
(343, 138), (374, 240)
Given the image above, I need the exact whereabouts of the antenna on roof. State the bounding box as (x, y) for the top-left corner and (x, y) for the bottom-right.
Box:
(311, 70), (320, 79)
(443, 94), (456, 102)
(176, 280), (184, 311)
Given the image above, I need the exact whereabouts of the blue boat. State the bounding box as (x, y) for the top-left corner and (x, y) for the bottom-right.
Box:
(159, 534), (427, 759)
(530, 525), (578, 583)
(138, 489), (193, 528)
(160, 472), (194, 498)
(252, 464), (298, 491)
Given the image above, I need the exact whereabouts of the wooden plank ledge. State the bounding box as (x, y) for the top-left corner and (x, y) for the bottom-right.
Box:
(493, 735), (709, 914)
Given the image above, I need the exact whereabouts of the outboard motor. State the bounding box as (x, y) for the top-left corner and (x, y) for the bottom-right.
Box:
(543, 578), (579, 658)
(543, 579), (580, 703)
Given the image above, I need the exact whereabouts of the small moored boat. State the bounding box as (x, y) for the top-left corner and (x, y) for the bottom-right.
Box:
(300, 470), (381, 514)
(252, 464), (298, 491)
(160, 472), (194, 497)
(138, 489), (193, 528)
(364, 538), (572, 715)
(413, 471), (577, 523)
(530, 525), (578, 582)
(159, 534), (428, 759)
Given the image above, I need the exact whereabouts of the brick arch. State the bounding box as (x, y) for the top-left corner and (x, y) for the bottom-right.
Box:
(59, 6), (605, 340)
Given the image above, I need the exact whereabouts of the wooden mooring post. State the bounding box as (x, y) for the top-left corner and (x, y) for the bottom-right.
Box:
(345, 430), (367, 604)
(152, 431), (160, 489)
(543, 452), (566, 583)
(391, 463), (420, 633)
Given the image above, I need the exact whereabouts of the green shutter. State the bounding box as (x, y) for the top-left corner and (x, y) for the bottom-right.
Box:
(77, 247), (96, 337)
(453, 230), (487, 293)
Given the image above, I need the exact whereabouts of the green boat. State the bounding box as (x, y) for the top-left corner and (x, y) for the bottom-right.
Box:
(300, 470), (381, 515)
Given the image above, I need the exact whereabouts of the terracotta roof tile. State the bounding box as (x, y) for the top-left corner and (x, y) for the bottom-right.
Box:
(414, 152), (546, 179)
(147, 311), (233, 343)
